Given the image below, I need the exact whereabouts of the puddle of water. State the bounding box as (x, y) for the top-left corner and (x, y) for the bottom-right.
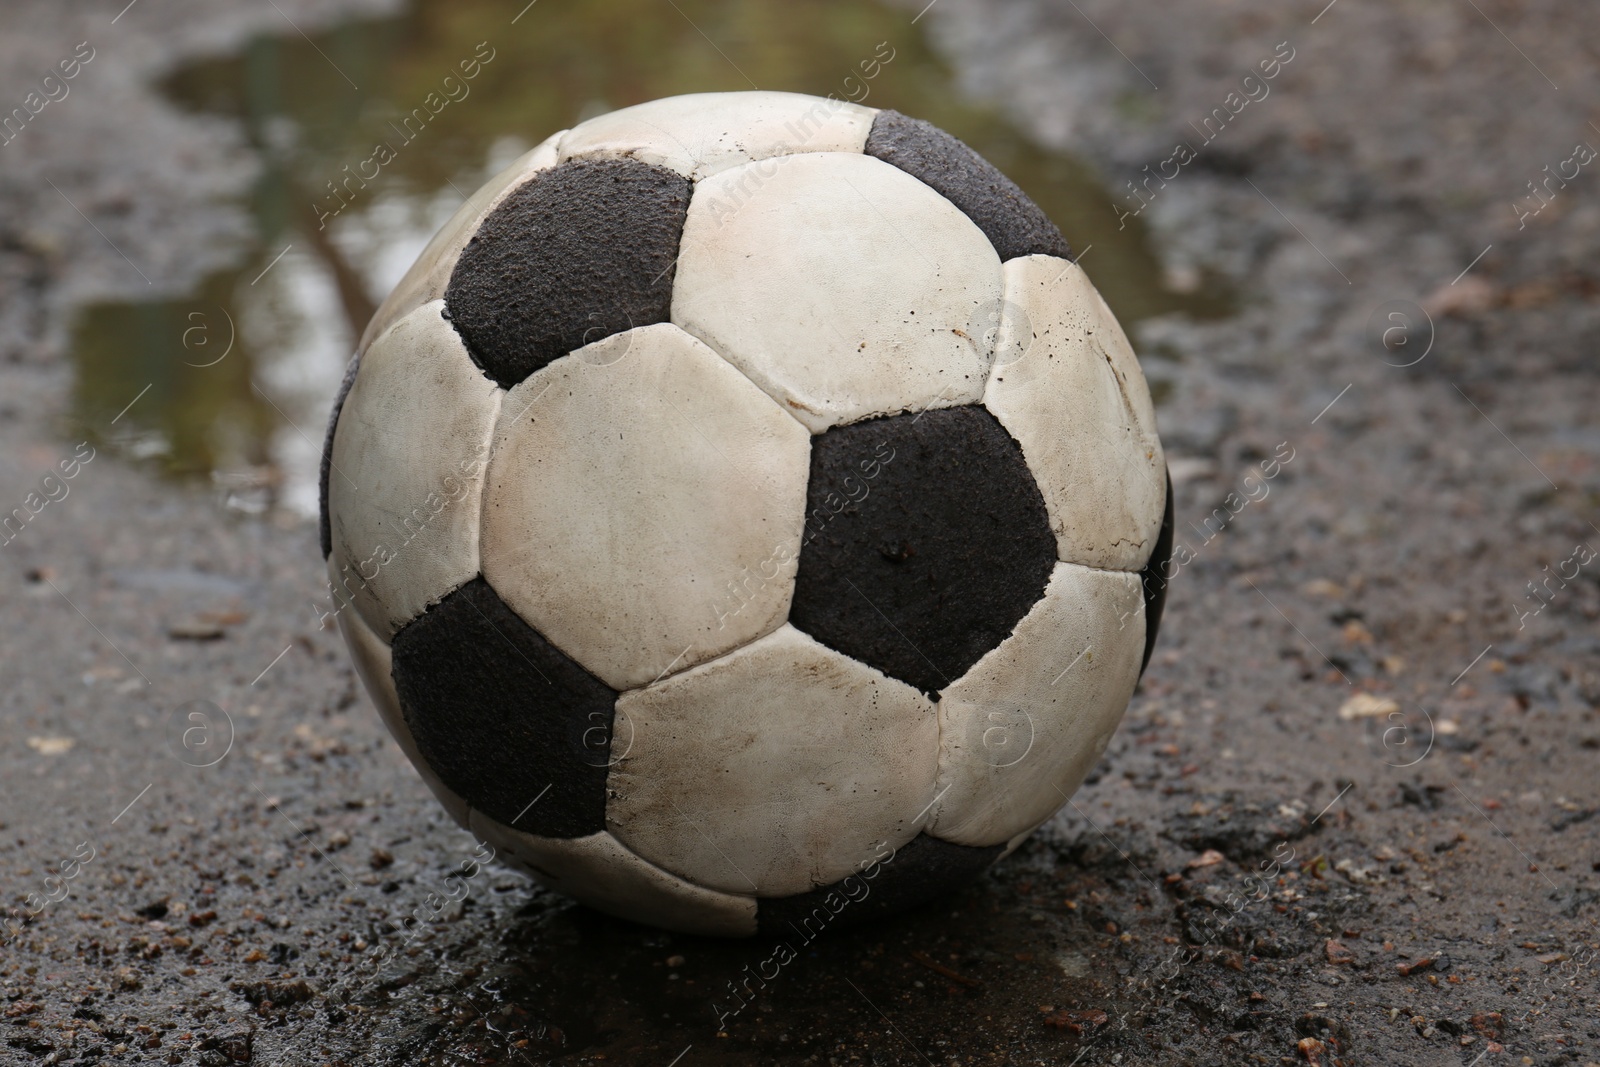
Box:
(71, 0), (1230, 514)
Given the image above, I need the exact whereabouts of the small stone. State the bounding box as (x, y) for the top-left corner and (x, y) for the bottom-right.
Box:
(199, 1024), (254, 1064)
(1338, 694), (1399, 720)
(1301, 579), (1344, 599)
(369, 848), (394, 869)
(197, 609), (248, 626)
(168, 620), (225, 641)
(1340, 620), (1374, 645)
(665, 955), (685, 968)
(1166, 457), (1216, 484)
(1054, 951), (1090, 977)
(1421, 276), (1497, 318)
(1042, 1008), (1108, 1033)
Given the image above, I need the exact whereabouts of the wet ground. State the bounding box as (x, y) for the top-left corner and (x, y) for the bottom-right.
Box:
(2, 0), (1598, 1064)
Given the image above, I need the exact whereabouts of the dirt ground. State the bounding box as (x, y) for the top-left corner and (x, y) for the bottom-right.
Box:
(2, 0), (1598, 1064)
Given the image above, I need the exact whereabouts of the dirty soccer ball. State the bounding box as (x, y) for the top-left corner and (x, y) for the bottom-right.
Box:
(319, 91), (1173, 936)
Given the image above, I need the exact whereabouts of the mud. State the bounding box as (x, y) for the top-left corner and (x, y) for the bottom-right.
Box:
(2, 0), (1597, 1064)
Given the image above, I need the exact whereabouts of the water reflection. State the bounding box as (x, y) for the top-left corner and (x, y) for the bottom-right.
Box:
(70, 0), (1230, 515)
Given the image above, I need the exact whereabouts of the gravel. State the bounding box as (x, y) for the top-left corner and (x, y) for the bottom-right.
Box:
(2, 0), (1598, 1063)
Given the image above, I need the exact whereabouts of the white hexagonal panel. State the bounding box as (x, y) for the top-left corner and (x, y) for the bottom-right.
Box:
(354, 130), (565, 356)
(327, 300), (502, 639)
(480, 323), (811, 691)
(985, 255), (1166, 570)
(673, 152), (1003, 433)
(468, 812), (757, 937)
(557, 91), (874, 180)
(329, 566), (470, 829)
(928, 561), (1144, 848)
(607, 624), (939, 897)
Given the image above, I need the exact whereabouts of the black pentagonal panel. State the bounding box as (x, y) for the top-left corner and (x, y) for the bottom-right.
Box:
(755, 833), (1001, 936)
(790, 406), (1056, 697)
(1138, 469), (1175, 677)
(318, 352), (361, 560)
(389, 577), (617, 837)
(864, 110), (1073, 263)
(444, 158), (692, 388)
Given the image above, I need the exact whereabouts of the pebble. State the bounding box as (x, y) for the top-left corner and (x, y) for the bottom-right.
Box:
(1337, 694), (1400, 720)
(168, 620), (225, 641)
